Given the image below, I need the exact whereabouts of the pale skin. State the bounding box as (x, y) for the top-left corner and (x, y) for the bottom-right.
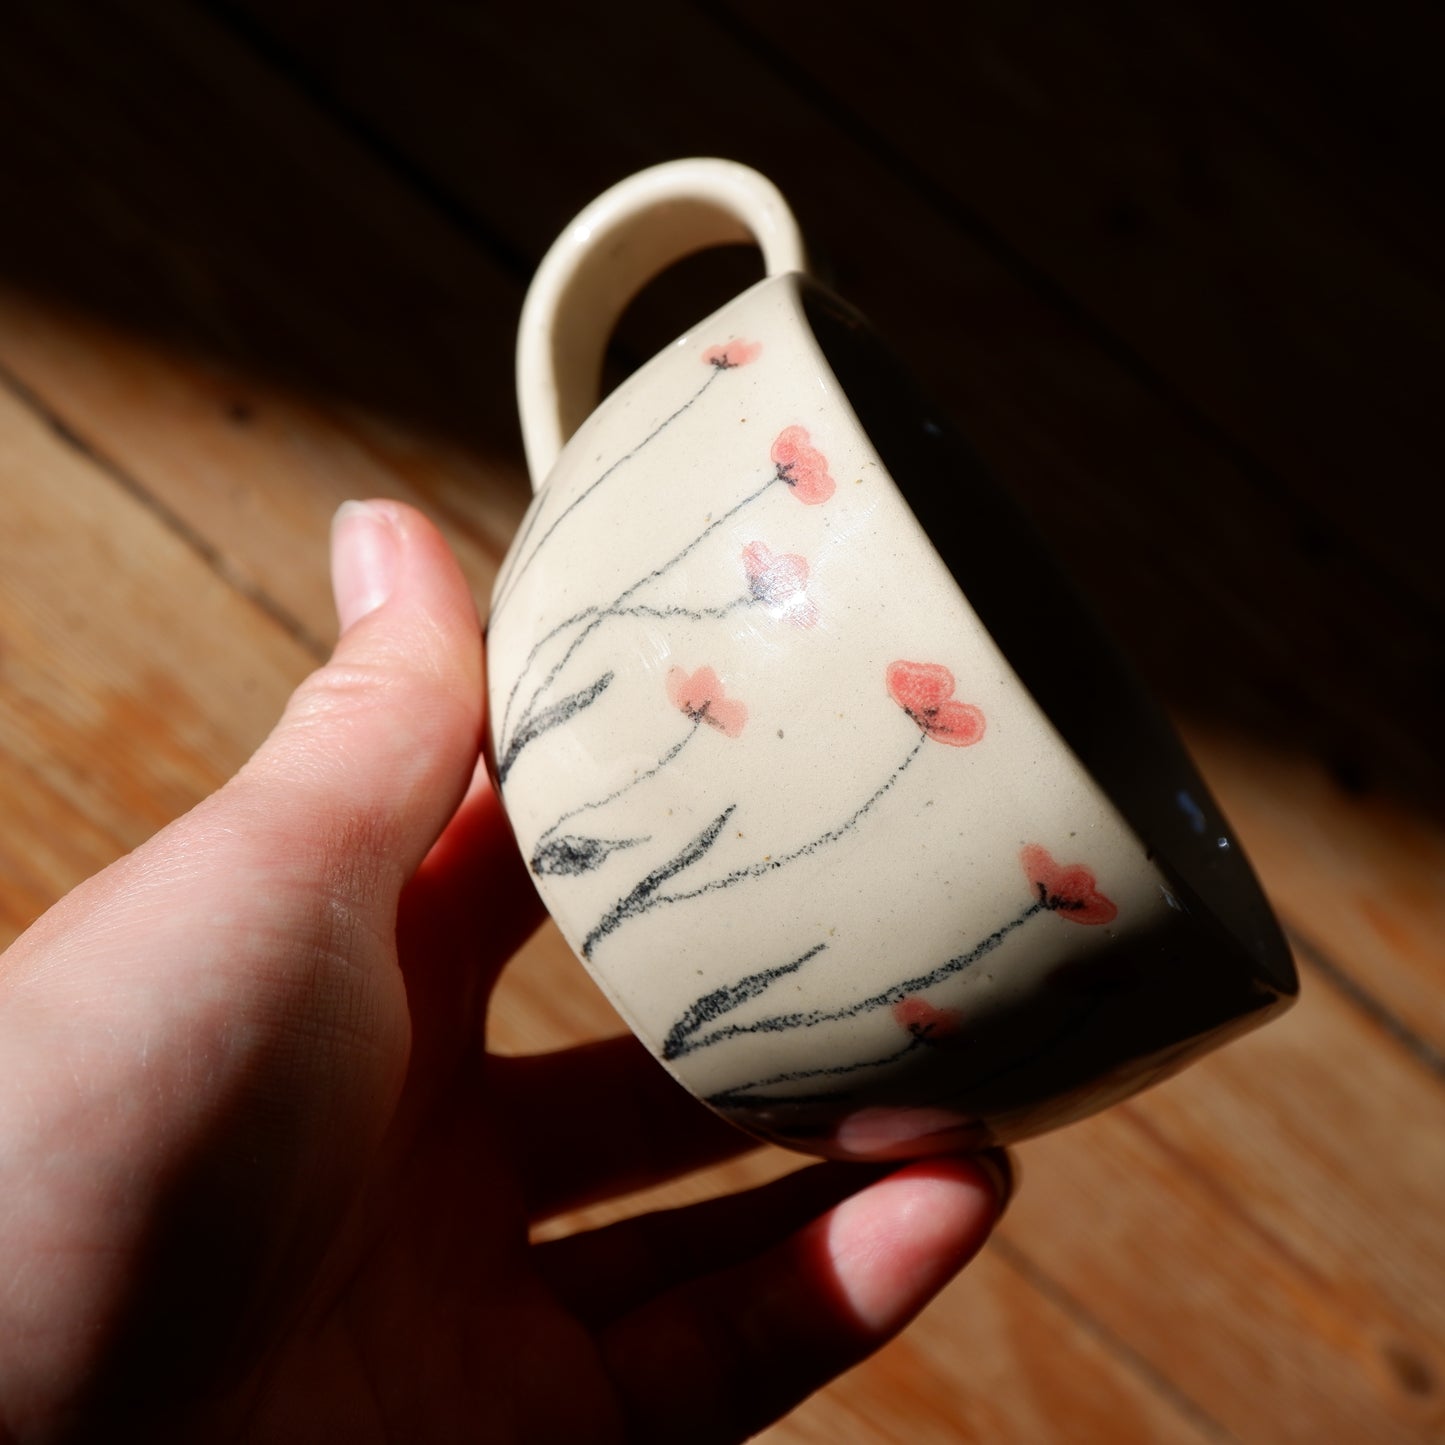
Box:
(0, 501), (1009, 1442)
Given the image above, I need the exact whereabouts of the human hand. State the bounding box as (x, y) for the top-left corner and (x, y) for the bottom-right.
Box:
(0, 500), (1009, 1442)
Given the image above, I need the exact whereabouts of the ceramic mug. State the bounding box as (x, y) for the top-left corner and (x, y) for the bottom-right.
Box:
(485, 159), (1296, 1161)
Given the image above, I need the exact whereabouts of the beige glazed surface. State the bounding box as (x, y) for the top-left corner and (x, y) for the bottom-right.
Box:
(486, 160), (1293, 1159)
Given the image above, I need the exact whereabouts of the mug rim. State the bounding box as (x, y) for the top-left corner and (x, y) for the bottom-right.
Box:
(791, 273), (1297, 1006)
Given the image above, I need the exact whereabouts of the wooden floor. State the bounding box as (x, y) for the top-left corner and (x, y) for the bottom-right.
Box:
(2, 2), (1442, 1439)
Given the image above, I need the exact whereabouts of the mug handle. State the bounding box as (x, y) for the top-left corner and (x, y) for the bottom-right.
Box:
(515, 158), (809, 489)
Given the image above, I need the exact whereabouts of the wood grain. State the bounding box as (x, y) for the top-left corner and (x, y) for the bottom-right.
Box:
(0, 379), (311, 942)
(1185, 723), (1445, 1064)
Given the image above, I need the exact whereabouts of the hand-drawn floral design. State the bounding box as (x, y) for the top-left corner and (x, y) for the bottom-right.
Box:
(771, 425), (835, 504)
(495, 348), (744, 621)
(584, 805), (736, 958)
(532, 833), (646, 876)
(1021, 844), (1118, 925)
(893, 997), (965, 1046)
(499, 459), (784, 770)
(667, 665), (748, 737)
(742, 540), (818, 627)
(702, 339), (762, 369)
(677, 847), (1125, 1086)
(886, 660), (986, 747)
(662, 942), (829, 1061)
(496, 671), (614, 785)
(669, 841), (1126, 1109)
(528, 719), (706, 877)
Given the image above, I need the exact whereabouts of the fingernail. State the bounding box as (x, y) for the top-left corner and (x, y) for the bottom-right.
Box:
(331, 500), (398, 633)
(972, 1148), (1018, 1214)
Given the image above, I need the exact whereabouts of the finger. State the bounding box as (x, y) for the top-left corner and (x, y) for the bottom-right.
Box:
(490, 1037), (756, 1221)
(535, 1160), (887, 1326)
(539, 1151), (1010, 1328)
(600, 1156), (1008, 1445)
(406, 765), (545, 967)
(215, 498), (484, 912)
(396, 769), (547, 1055)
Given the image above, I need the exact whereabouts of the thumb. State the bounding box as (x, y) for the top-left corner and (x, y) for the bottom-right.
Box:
(218, 498), (484, 908)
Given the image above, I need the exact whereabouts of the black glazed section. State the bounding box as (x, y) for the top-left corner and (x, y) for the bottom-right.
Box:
(733, 279), (1302, 1155)
(714, 906), (1284, 1158)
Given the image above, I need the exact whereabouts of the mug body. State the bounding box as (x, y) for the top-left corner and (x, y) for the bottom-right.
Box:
(487, 269), (1296, 1160)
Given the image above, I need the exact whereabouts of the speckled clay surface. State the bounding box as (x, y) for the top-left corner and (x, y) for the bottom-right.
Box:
(486, 161), (1295, 1160)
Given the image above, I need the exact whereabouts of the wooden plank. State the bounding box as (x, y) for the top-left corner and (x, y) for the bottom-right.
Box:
(0, 0), (533, 649)
(1185, 722), (1445, 1062)
(1004, 973), (1445, 1444)
(0, 760), (127, 949)
(0, 378), (312, 942)
(213, 0), (1445, 1046)
(760, 1244), (1224, 1444)
(716, 0), (1445, 619)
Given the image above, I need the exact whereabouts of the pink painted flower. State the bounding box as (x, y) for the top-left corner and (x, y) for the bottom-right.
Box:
(885, 661), (986, 746)
(741, 541), (818, 627)
(893, 997), (965, 1046)
(667, 665), (748, 737)
(771, 425), (835, 504)
(702, 339), (762, 369)
(1021, 844), (1118, 926)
